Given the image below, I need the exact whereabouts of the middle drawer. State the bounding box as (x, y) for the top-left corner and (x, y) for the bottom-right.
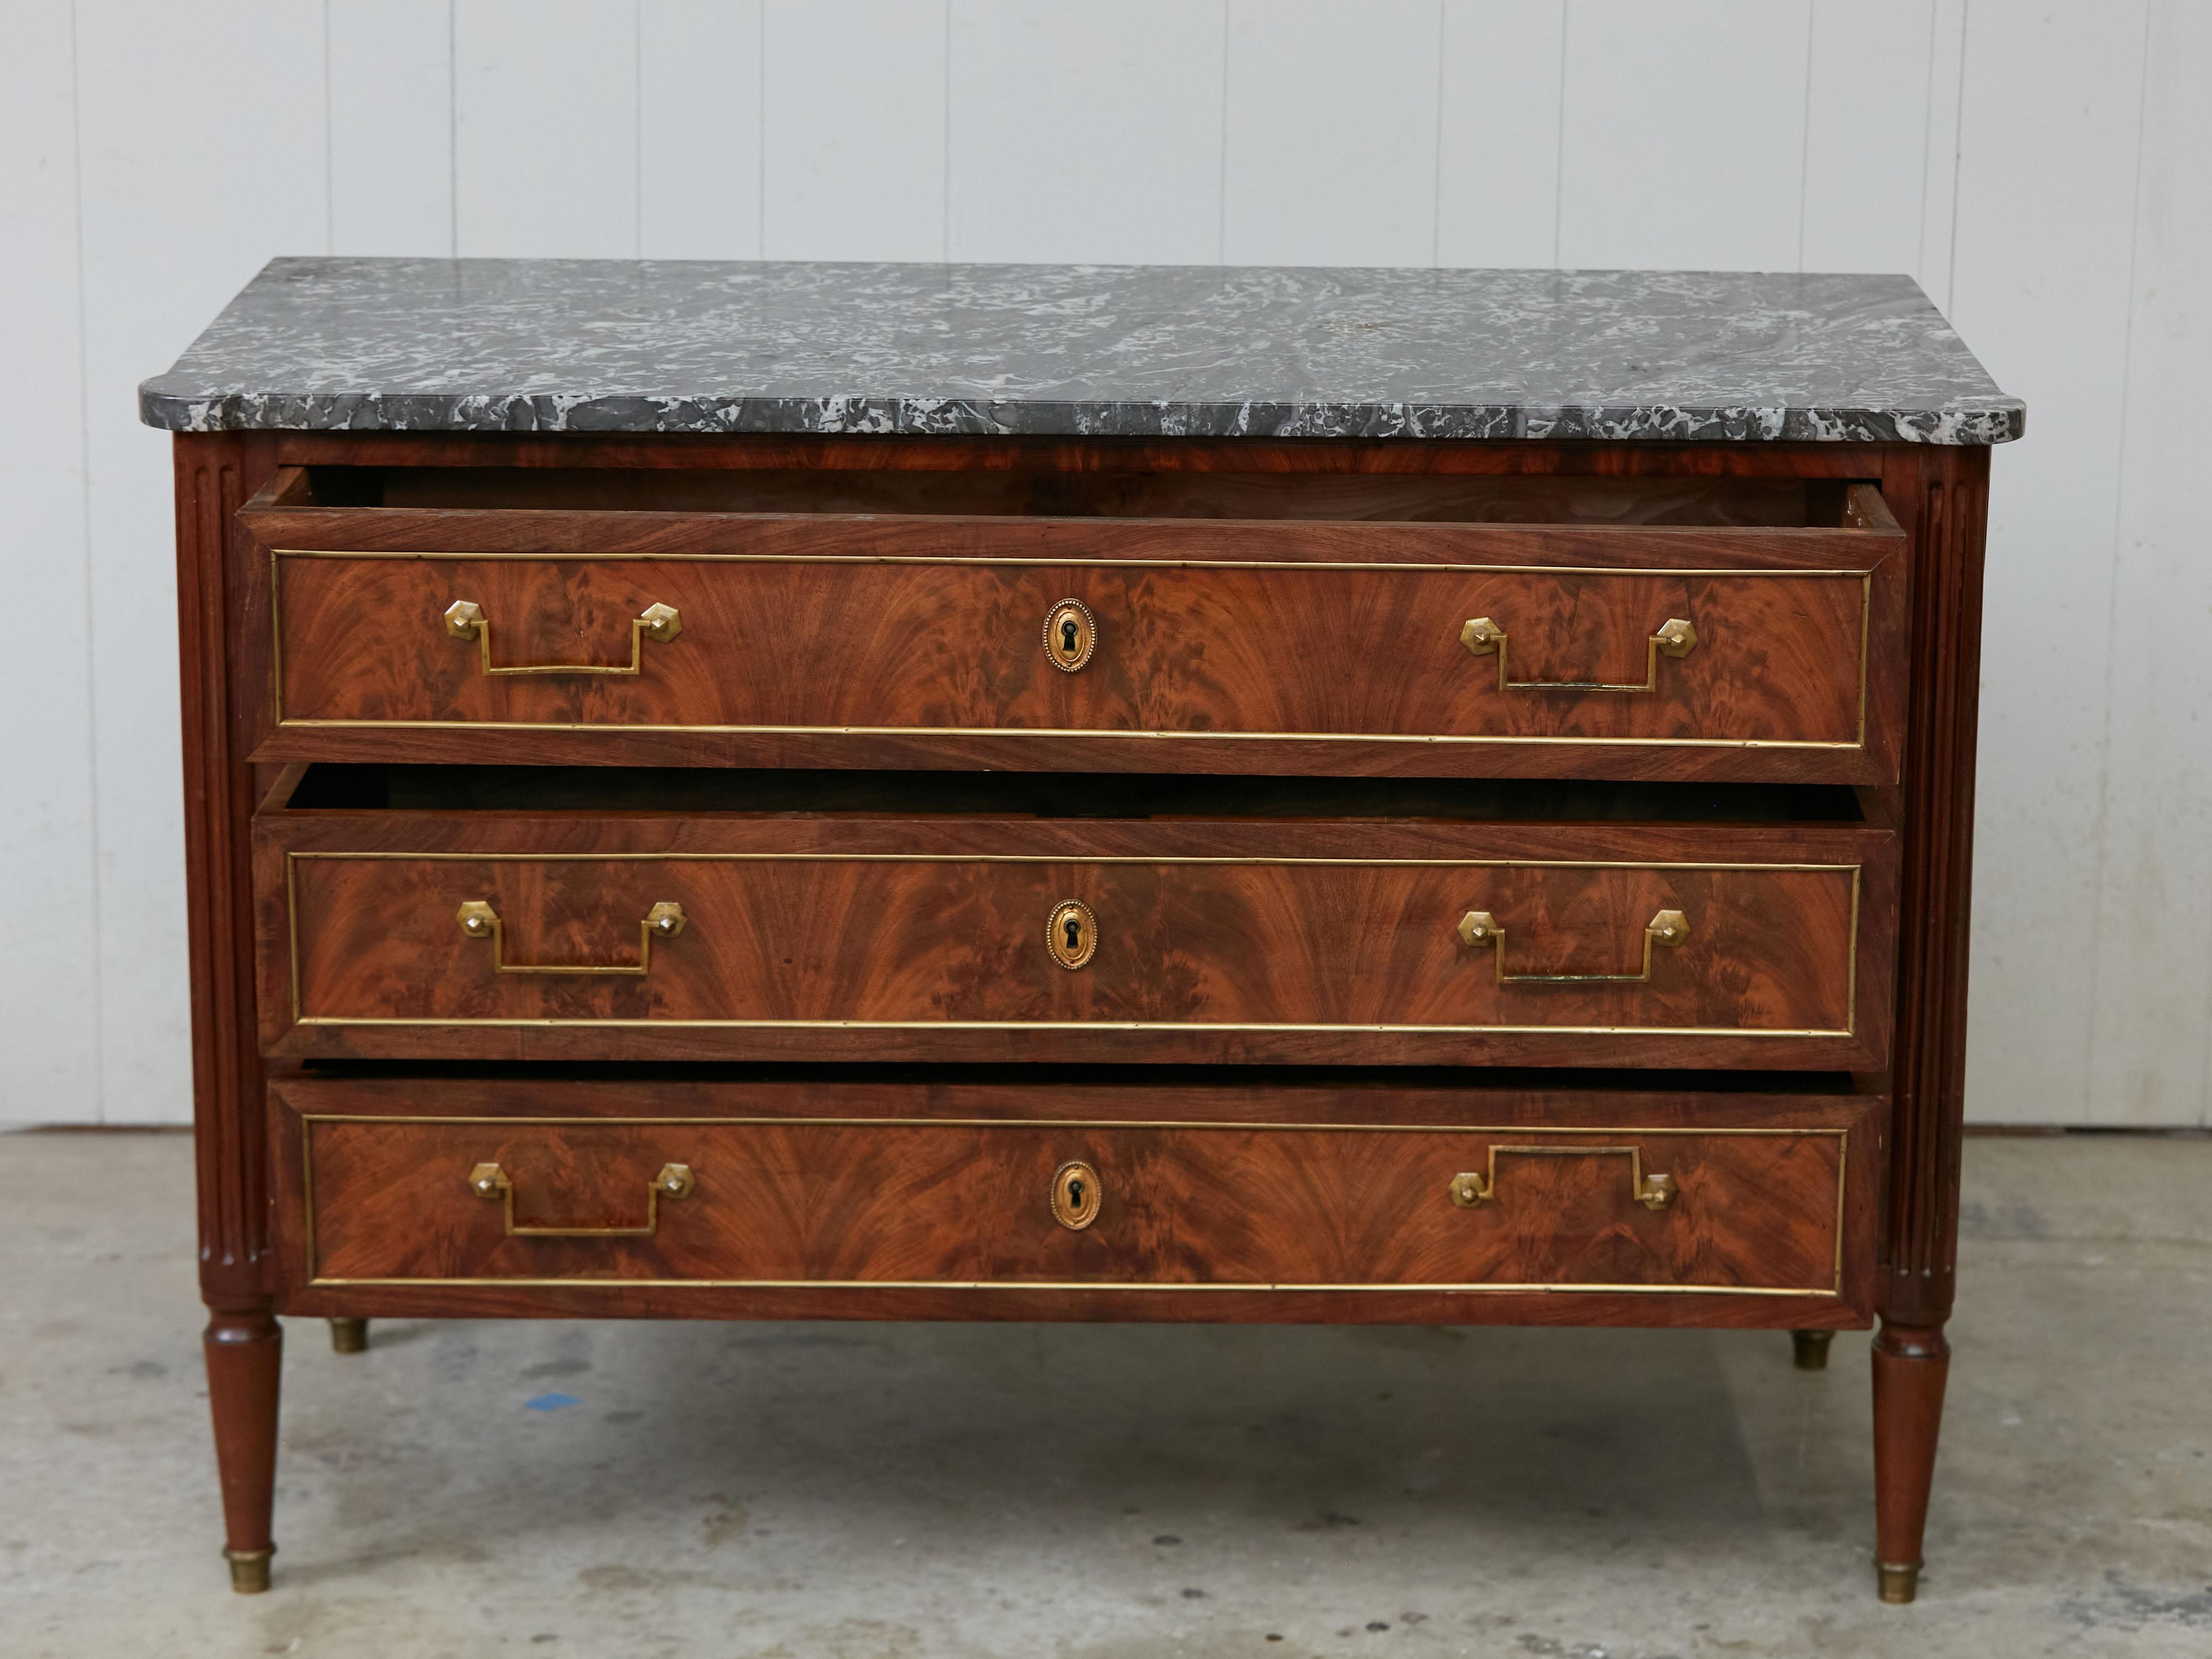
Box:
(255, 770), (1895, 1069)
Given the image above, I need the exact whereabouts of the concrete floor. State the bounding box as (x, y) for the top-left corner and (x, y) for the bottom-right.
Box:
(0, 1134), (2206, 1658)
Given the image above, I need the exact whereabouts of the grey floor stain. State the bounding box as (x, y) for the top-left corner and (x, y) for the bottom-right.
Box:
(2063, 1571), (2212, 1631)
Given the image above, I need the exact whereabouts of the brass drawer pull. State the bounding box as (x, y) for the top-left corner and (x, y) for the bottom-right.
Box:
(1043, 597), (1097, 672)
(1448, 1145), (1676, 1212)
(1460, 614), (1697, 691)
(444, 598), (680, 676)
(1051, 1160), (1102, 1230)
(456, 899), (687, 974)
(469, 1160), (695, 1236)
(1457, 907), (1687, 984)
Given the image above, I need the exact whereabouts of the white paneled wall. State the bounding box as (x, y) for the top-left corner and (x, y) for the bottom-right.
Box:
(1, 2), (2204, 1126)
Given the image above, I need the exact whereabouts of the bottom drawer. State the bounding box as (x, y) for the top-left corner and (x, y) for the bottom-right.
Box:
(275, 1075), (1877, 1321)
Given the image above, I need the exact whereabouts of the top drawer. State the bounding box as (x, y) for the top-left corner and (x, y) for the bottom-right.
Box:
(240, 465), (1906, 782)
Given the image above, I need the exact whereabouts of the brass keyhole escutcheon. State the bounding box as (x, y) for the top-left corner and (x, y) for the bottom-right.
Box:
(1046, 899), (1097, 971)
(1051, 1160), (1102, 1230)
(1042, 597), (1097, 672)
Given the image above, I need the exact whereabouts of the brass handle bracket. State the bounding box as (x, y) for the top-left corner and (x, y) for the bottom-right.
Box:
(457, 899), (687, 975)
(1457, 906), (1688, 984)
(445, 598), (680, 676)
(1460, 614), (1697, 692)
(470, 1160), (695, 1237)
(1448, 1146), (1676, 1212)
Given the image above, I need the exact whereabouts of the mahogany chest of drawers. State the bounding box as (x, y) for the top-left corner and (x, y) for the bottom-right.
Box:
(143, 259), (2020, 1604)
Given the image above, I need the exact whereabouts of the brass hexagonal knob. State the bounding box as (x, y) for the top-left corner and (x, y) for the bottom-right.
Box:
(1653, 617), (1697, 658)
(1459, 615), (1505, 657)
(1457, 909), (1501, 947)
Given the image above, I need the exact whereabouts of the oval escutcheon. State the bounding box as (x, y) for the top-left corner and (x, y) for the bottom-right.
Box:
(1046, 899), (1098, 971)
(1042, 597), (1097, 672)
(1051, 1160), (1103, 1230)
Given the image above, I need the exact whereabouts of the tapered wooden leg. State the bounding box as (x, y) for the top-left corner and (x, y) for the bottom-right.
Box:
(1871, 1319), (1950, 1604)
(327, 1317), (368, 1354)
(205, 1307), (282, 1593)
(1790, 1330), (1834, 1371)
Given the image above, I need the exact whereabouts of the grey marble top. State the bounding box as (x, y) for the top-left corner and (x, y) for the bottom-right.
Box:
(139, 257), (2021, 444)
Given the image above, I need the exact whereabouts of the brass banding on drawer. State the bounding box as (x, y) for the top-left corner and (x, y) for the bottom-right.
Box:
(242, 471), (1907, 782)
(283, 1103), (1864, 1300)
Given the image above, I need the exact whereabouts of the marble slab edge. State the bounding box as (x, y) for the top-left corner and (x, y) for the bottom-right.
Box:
(137, 389), (2025, 445)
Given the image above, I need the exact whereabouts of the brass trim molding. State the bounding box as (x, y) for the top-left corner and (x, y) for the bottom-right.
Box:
(282, 853), (1863, 1037)
(267, 549), (1875, 750)
(306, 1276), (1843, 1297)
(294, 1114), (1852, 1297)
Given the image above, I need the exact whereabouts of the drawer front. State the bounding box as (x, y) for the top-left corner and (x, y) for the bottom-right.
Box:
(258, 818), (1895, 1069)
(246, 494), (1905, 781)
(279, 1086), (1871, 1306)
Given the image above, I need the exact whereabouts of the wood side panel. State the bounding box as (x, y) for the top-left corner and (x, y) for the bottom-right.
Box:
(267, 1073), (1878, 1325)
(253, 813), (1895, 1070)
(1876, 446), (1989, 1326)
(178, 432), (283, 1307)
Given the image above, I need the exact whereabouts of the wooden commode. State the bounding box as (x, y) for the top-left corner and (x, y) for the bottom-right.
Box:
(142, 258), (2020, 1603)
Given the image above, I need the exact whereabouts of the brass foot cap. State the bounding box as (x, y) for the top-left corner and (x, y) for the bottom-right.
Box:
(1876, 1559), (1921, 1604)
(328, 1317), (368, 1355)
(1791, 1330), (1835, 1371)
(225, 1546), (275, 1594)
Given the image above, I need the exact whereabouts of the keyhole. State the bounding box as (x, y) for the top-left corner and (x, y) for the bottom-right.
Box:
(1063, 915), (1083, 952)
(1060, 617), (1080, 656)
(1052, 1159), (1101, 1229)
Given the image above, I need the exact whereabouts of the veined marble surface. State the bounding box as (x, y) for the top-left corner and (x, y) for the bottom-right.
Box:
(140, 258), (2022, 444)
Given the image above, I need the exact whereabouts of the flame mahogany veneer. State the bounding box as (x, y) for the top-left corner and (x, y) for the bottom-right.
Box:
(241, 474), (1906, 781)
(173, 429), (1991, 1603)
(272, 1073), (1878, 1322)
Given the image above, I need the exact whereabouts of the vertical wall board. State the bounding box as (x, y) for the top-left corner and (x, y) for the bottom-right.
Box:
(1222, 0), (1443, 267)
(1557, 0), (1813, 271)
(1917, 0), (1966, 305)
(761, 0), (947, 262)
(2085, 0), (2212, 1128)
(0, 6), (100, 1124)
(640, 0), (764, 259)
(330, 0), (454, 255)
(1435, 0), (1564, 268)
(74, 2), (330, 1124)
(20, 6), (2212, 1125)
(453, 0), (639, 258)
(1801, 0), (1933, 275)
(1950, 3), (2150, 1125)
(948, 0), (1224, 264)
